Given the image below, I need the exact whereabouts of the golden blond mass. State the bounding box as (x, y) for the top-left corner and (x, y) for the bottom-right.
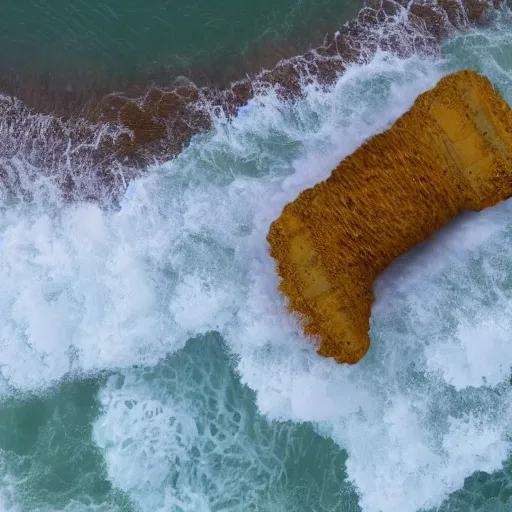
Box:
(267, 70), (512, 363)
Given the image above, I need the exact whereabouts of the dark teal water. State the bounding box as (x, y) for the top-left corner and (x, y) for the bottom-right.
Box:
(0, 0), (361, 81)
(0, 376), (131, 511)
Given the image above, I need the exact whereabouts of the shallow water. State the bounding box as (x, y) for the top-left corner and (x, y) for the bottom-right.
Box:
(2, 6), (512, 512)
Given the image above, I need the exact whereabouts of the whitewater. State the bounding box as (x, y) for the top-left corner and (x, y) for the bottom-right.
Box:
(2, 10), (512, 512)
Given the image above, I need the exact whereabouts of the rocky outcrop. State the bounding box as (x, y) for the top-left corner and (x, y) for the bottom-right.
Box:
(95, 0), (502, 167)
(267, 70), (512, 364)
(0, 1), (505, 207)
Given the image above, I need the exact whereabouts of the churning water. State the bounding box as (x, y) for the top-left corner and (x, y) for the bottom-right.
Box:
(2, 8), (512, 512)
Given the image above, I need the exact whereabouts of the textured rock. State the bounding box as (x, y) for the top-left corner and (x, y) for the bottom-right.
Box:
(267, 70), (512, 364)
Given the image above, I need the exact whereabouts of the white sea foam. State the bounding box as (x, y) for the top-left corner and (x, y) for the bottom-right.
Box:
(2, 15), (512, 512)
(93, 337), (351, 512)
(92, 49), (512, 512)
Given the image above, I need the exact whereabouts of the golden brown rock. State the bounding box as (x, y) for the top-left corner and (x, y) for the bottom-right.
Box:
(267, 70), (512, 364)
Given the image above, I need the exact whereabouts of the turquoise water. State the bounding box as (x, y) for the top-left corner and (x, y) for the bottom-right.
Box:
(1, 338), (353, 511)
(2, 6), (512, 512)
(0, 0), (361, 81)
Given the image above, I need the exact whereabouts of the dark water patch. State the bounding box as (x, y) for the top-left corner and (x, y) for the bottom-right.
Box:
(0, 376), (133, 511)
(0, 0), (363, 81)
(432, 459), (512, 510)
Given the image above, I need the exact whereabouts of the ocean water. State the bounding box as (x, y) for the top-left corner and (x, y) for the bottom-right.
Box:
(2, 6), (512, 512)
(0, 0), (360, 81)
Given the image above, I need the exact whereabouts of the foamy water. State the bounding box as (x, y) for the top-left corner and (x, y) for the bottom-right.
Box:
(1, 10), (512, 512)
